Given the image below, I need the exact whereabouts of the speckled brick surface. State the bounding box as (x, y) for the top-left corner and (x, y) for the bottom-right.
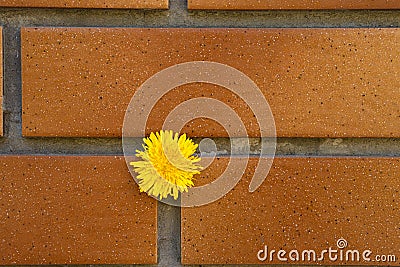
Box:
(0, 156), (157, 264)
(182, 157), (400, 265)
(0, 0), (168, 9)
(188, 0), (400, 10)
(21, 28), (400, 138)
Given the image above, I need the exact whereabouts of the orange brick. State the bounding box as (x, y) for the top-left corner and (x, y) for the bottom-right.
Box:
(182, 157), (400, 265)
(0, 0), (168, 9)
(188, 0), (400, 10)
(22, 28), (400, 137)
(0, 156), (157, 264)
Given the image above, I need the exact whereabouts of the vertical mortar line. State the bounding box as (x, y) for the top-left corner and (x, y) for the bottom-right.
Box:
(167, 0), (189, 27)
(156, 1), (187, 266)
(2, 23), (22, 143)
(158, 202), (182, 267)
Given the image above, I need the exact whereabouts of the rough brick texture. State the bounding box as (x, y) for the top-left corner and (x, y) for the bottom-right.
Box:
(182, 157), (400, 265)
(0, 156), (157, 264)
(0, 0), (168, 9)
(188, 0), (400, 10)
(22, 28), (400, 138)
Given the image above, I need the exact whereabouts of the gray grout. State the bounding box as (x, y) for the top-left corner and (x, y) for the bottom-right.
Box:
(1, 137), (400, 156)
(158, 203), (182, 267)
(2, 25), (21, 139)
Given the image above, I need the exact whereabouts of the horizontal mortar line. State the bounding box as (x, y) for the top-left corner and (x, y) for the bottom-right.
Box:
(1, 137), (399, 140)
(0, 8), (398, 12)
(0, 138), (400, 154)
(0, 7), (398, 12)
(0, 12), (399, 28)
(0, 153), (399, 158)
(5, 24), (400, 28)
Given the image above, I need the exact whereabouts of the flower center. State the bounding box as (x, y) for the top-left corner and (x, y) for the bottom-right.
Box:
(149, 137), (197, 184)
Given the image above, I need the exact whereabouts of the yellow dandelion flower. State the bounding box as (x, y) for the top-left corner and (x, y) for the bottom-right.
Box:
(130, 130), (203, 200)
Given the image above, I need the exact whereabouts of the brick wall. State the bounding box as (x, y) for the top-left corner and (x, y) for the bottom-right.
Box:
(0, 1), (399, 266)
